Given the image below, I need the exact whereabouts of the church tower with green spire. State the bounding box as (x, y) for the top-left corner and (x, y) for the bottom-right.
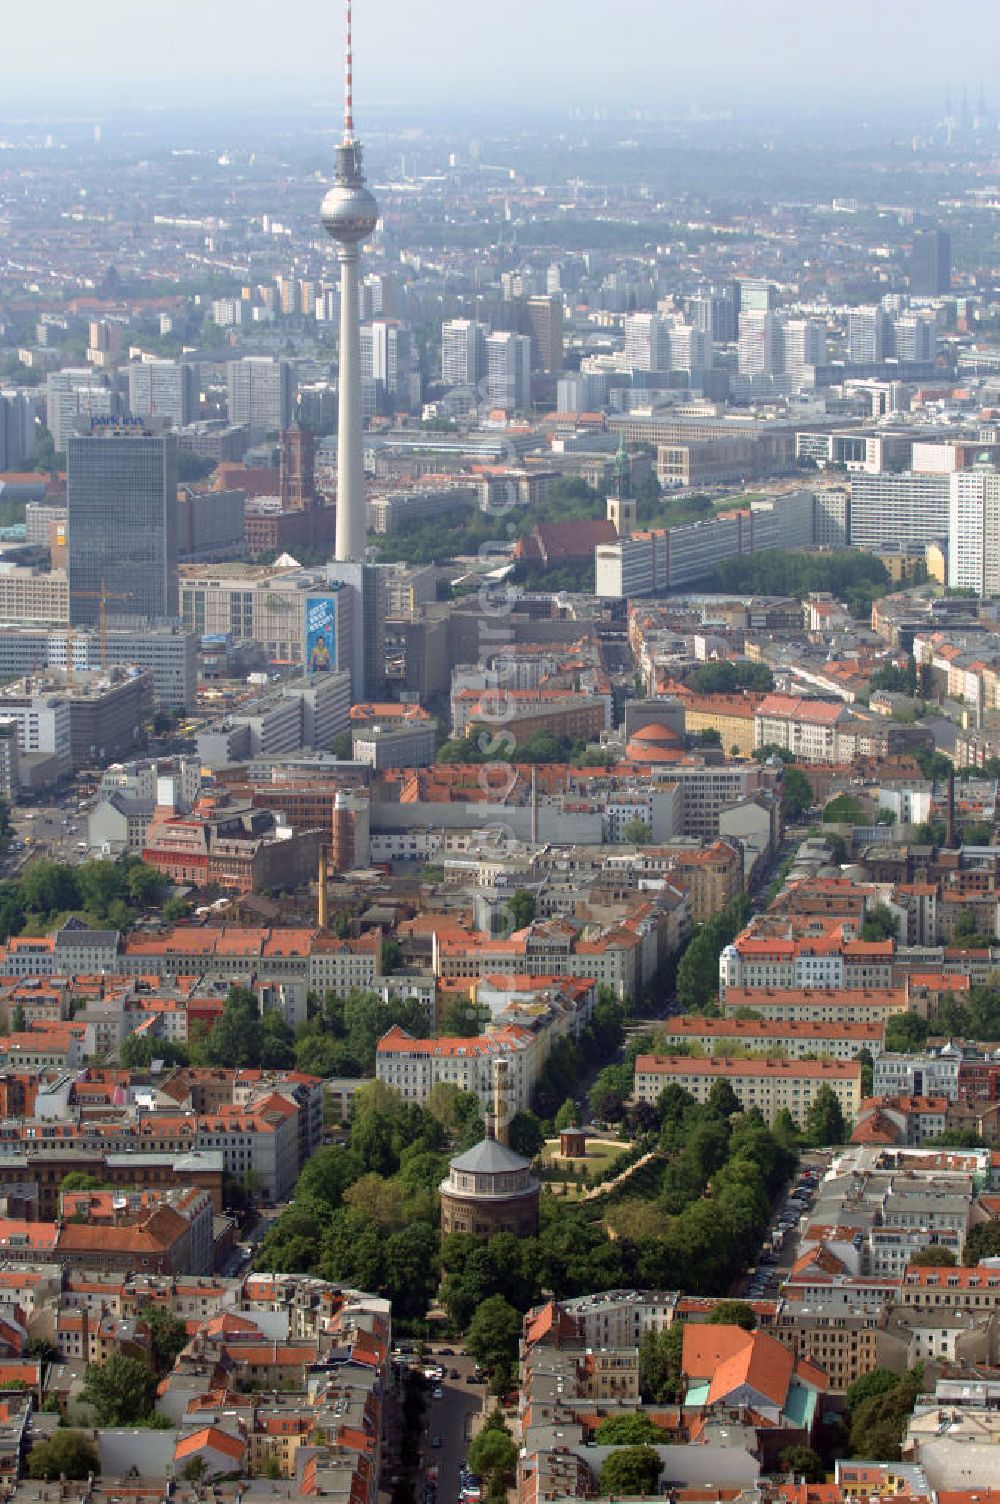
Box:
(614, 432), (631, 499)
(607, 434), (637, 537)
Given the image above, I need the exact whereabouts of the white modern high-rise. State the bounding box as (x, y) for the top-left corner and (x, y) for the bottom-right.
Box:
(849, 470), (951, 550)
(441, 319), (487, 388)
(782, 319), (825, 391)
(128, 360), (198, 428)
(360, 320), (413, 412)
(894, 313), (937, 363)
(737, 311), (783, 377)
(46, 369), (117, 451)
(948, 464), (1000, 596)
(486, 332), (531, 411)
(624, 313), (671, 372)
(847, 308), (890, 363)
(321, 0), (379, 564)
(226, 357), (293, 436)
(666, 321), (712, 374)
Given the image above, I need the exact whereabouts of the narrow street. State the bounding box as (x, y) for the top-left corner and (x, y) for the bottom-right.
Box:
(419, 1352), (485, 1501)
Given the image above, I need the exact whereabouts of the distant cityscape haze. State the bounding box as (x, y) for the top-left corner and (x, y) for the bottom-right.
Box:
(1, 0), (998, 111)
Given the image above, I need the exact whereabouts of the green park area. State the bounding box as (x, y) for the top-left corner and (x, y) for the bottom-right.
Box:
(537, 1135), (635, 1199)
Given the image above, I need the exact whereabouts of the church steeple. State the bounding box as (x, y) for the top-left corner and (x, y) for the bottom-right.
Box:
(613, 432), (632, 500)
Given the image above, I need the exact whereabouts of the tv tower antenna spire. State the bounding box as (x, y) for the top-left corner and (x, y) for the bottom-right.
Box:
(343, 0), (354, 142)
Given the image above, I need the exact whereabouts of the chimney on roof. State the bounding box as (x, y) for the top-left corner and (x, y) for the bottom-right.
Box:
(945, 767), (956, 849)
(317, 846), (328, 929)
(531, 766), (539, 845)
(494, 1056), (511, 1148)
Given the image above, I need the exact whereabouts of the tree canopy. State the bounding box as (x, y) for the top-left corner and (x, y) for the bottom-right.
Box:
(0, 855), (168, 944)
(804, 1084), (847, 1146)
(688, 661), (775, 694)
(675, 896), (752, 1014)
(82, 1354), (158, 1425)
(28, 1431), (100, 1480)
(594, 1412), (672, 1445)
(710, 549), (890, 619)
(847, 1365), (925, 1460)
(598, 1447), (663, 1497)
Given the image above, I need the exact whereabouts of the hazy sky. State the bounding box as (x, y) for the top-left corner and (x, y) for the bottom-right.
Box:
(2, 0), (998, 114)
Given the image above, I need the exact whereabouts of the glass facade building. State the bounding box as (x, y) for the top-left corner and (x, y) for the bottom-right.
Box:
(67, 423), (179, 626)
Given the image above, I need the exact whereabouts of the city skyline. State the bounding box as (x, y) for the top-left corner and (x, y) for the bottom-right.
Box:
(1, 0), (998, 110)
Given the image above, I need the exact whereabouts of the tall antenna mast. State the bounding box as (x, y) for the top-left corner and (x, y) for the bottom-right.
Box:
(344, 0), (354, 143)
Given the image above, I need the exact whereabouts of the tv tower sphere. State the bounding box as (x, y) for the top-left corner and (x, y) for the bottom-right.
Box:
(321, 142), (378, 245)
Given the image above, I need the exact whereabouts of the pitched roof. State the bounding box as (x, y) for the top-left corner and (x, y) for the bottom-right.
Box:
(449, 1137), (531, 1175)
(683, 1325), (796, 1410)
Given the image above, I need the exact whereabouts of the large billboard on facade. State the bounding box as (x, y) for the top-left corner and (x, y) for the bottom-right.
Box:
(306, 595), (336, 673)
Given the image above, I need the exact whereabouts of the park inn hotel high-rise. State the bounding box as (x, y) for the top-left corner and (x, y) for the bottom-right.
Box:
(67, 421), (179, 627)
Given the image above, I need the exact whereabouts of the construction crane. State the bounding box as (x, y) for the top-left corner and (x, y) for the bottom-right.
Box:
(68, 580), (134, 671)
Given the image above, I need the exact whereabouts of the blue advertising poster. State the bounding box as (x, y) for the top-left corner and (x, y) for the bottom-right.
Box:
(306, 595), (336, 673)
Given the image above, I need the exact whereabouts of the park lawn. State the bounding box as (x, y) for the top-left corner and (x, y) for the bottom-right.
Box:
(540, 1137), (630, 1180)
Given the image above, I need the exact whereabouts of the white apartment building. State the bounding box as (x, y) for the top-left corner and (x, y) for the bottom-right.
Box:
(306, 941), (380, 996)
(441, 319), (486, 388)
(0, 690), (71, 770)
(486, 333), (531, 411)
(658, 1016), (884, 1061)
(894, 313), (937, 362)
(948, 466), (1000, 596)
(874, 1049), (962, 1100)
(375, 1023), (541, 1115)
(194, 1100), (300, 1202)
(718, 940), (846, 993)
(847, 308), (890, 363)
(849, 471), (950, 550)
(624, 313), (672, 373)
(0, 567), (69, 624)
(782, 319), (826, 390)
(603, 787), (682, 844)
(753, 694), (851, 762)
(633, 1054), (863, 1127)
(737, 311), (783, 377)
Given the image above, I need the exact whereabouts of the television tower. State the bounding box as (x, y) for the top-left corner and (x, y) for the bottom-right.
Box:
(322, 0), (378, 563)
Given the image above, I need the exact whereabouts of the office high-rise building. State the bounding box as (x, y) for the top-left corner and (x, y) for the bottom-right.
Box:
(486, 332), (531, 411)
(441, 319), (487, 388)
(226, 357), (294, 436)
(359, 272), (396, 320)
(911, 229), (952, 296)
(847, 308), (890, 364)
(67, 422), (178, 626)
(526, 294), (564, 373)
(280, 424), (316, 511)
(624, 313), (672, 373)
(46, 369), (119, 452)
(127, 360), (198, 428)
(0, 390), (41, 470)
(692, 288), (737, 343)
(360, 319), (413, 412)
(894, 313), (937, 363)
(737, 278), (778, 317)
